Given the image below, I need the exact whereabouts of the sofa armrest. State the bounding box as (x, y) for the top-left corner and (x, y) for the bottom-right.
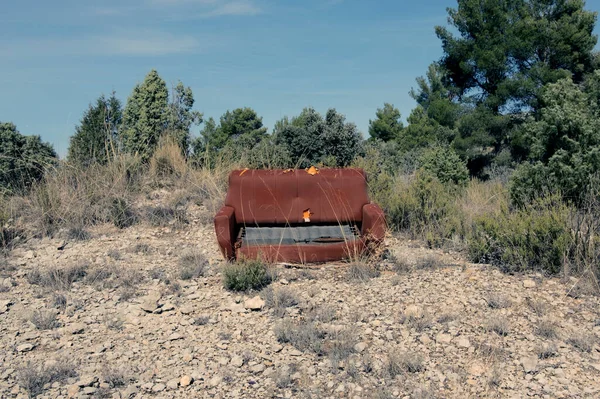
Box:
(361, 203), (386, 242)
(214, 206), (237, 260)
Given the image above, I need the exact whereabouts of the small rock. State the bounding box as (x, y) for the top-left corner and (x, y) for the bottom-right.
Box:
(68, 323), (86, 335)
(523, 279), (536, 288)
(456, 337), (470, 348)
(67, 384), (80, 398)
(354, 342), (368, 353)
(469, 363), (484, 376)
(83, 387), (97, 395)
(244, 296), (265, 311)
(522, 356), (538, 373)
(140, 292), (161, 312)
(250, 363), (266, 374)
(436, 333), (452, 344)
(166, 379), (179, 390)
(16, 343), (35, 352)
(231, 356), (244, 368)
(419, 335), (432, 345)
(76, 375), (96, 387)
(168, 333), (183, 341)
(180, 375), (193, 387)
(208, 376), (222, 387)
(152, 383), (166, 392)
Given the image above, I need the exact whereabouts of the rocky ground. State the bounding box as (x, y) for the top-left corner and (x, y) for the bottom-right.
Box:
(1, 198), (599, 399)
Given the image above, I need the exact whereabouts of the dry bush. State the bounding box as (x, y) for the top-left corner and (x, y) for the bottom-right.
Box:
(27, 263), (87, 291)
(18, 360), (77, 398)
(385, 351), (424, 378)
(346, 261), (380, 282)
(29, 309), (59, 330)
(178, 249), (209, 280)
(537, 342), (558, 359)
(535, 320), (559, 339)
(149, 138), (188, 181)
(25, 155), (142, 236)
(326, 328), (358, 367)
(403, 313), (434, 332)
(567, 333), (595, 352)
(262, 286), (299, 317)
(486, 317), (510, 336)
(484, 292), (512, 309)
(274, 319), (326, 355)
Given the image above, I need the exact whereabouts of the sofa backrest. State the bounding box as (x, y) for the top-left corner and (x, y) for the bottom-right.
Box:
(224, 168), (370, 225)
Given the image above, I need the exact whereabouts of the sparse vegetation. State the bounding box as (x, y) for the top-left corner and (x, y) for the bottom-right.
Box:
(29, 309), (59, 330)
(262, 286), (299, 317)
(18, 360), (77, 398)
(537, 343), (558, 359)
(535, 320), (559, 339)
(385, 351), (424, 378)
(567, 333), (595, 353)
(486, 317), (510, 336)
(484, 293), (512, 309)
(222, 259), (273, 292)
(178, 249), (209, 280)
(346, 261), (380, 282)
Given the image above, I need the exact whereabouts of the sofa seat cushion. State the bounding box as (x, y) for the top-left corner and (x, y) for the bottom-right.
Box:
(241, 224), (359, 246)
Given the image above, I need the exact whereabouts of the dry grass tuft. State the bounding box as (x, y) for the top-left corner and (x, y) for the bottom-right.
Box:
(346, 261), (380, 282)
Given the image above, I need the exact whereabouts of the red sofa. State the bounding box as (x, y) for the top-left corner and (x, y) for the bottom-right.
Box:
(214, 168), (386, 263)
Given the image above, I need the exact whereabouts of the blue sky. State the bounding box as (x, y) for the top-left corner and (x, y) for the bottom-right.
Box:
(2, 0), (599, 156)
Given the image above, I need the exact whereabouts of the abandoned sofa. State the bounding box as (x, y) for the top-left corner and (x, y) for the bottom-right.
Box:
(214, 168), (386, 263)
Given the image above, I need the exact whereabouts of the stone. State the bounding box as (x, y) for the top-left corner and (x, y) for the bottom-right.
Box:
(250, 363), (266, 374)
(354, 342), (368, 353)
(244, 296), (265, 311)
(166, 379), (179, 390)
(436, 333), (452, 344)
(522, 357), (538, 373)
(140, 292), (161, 313)
(180, 375), (193, 387)
(168, 333), (183, 341)
(68, 323), (86, 334)
(16, 343), (35, 352)
(419, 335), (432, 345)
(456, 337), (470, 348)
(469, 363), (485, 376)
(83, 387), (98, 395)
(67, 384), (80, 398)
(523, 279), (536, 288)
(76, 375), (96, 387)
(152, 383), (166, 392)
(231, 356), (244, 368)
(208, 376), (222, 387)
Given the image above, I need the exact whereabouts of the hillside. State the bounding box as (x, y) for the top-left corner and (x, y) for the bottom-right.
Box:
(1, 191), (599, 399)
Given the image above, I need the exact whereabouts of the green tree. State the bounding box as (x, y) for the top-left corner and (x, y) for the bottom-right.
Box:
(410, 63), (461, 128)
(121, 70), (169, 161)
(276, 107), (362, 167)
(0, 122), (57, 192)
(166, 82), (203, 156)
(67, 92), (122, 167)
(368, 103), (403, 141)
(510, 73), (600, 205)
(436, 0), (597, 112)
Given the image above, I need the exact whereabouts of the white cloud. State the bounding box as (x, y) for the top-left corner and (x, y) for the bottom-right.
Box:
(200, 0), (261, 17)
(1, 30), (204, 57)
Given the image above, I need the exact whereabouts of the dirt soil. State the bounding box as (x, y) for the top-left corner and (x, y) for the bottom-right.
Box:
(1, 201), (599, 399)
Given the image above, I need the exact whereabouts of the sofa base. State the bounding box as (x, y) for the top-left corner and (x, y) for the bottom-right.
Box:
(236, 239), (368, 263)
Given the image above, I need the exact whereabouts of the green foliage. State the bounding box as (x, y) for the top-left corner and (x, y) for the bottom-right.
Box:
(275, 107), (362, 167)
(0, 122), (57, 193)
(436, 0), (597, 112)
(368, 103), (403, 141)
(67, 92), (121, 167)
(510, 75), (600, 205)
(410, 63), (461, 128)
(420, 146), (469, 185)
(166, 82), (203, 156)
(222, 259), (273, 292)
(121, 70), (169, 161)
(385, 172), (464, 248)
(468, 195), (571, 274)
